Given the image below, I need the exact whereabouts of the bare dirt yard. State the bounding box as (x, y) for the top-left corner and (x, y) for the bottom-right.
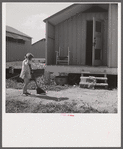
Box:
(6, 86), (117, 113)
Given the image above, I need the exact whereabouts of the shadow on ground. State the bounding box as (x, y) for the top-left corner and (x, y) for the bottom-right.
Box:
(30, 94), (69, 101)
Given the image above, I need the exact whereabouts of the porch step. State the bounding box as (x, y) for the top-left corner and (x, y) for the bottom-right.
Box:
(95, 83), (108, 86)
(79, 71), (108, 89)
(80, 76), (107, 80)
(95, 77), (107, 80)
(81, 70), (107, 75)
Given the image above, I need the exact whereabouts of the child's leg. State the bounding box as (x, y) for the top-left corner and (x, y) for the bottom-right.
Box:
(23, 78), (30, 94)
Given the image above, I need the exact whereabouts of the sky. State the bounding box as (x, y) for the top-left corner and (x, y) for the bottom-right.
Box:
(6, 3), (73, 44)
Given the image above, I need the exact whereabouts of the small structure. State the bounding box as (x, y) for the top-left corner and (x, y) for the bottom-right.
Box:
(6, 26), (32, 62)
(31, 38), (45, 58)
(43, 3), (118, 76)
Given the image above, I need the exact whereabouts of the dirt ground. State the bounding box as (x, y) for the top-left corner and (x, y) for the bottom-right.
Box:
(6, 86), (117, 113)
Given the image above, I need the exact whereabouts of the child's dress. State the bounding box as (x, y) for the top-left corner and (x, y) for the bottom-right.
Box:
(20, 59), (31, 80)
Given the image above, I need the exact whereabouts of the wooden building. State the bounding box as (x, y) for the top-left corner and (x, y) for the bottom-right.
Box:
(31, 38), (45, 58)
(43, 4), (118, 75)
(6, 26), (32, 62)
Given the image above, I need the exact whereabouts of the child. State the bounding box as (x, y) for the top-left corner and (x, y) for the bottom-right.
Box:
(20, 53), (34, 96)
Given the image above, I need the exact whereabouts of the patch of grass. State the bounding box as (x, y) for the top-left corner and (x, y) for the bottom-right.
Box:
(6, 100), (29, 113)
(6, 99), (110, 113)
(32, 102), (79, 113)
(33, 101), (111, 113)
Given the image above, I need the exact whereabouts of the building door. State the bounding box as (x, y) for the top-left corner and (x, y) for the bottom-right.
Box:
(86, 21), (93, 66)
(92, 17), (103, 66)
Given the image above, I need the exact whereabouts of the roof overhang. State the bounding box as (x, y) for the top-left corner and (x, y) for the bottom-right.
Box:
(43, 4), (109, 25)
(6, 32), (31, 41)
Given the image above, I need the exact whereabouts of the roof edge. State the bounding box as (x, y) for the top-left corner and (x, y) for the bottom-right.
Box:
(43, 3), (110, 24)
(32, 38), (46, 45)
(6, 31), (32, 39)
(43, 4), (74, 23)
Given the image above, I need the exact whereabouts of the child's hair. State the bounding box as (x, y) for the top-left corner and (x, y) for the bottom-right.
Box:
(25, 53), (34, 60)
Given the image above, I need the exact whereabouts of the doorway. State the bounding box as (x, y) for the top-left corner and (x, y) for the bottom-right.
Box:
(86, 18), (103, 66)
(86, 21), (93, 66)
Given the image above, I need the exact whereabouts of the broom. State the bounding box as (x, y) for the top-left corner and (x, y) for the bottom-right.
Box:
(33, 77), (46, 94)
(29, 63), (46, 94)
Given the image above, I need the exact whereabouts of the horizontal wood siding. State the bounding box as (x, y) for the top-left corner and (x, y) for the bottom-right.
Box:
(47, 22), (55, 65)
(55, 11), (108, 65)
(6, 38), (31, 62)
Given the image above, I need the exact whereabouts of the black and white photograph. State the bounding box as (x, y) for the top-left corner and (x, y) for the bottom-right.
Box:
(2, 1), (121, 147)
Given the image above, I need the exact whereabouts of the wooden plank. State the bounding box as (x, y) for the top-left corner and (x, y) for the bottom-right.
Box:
(69, 17), (73, 64)
(95, 83), (108, 86)
(73, 15), (77, 65)
(79, 13), (83, 65)
(58, 23), (61, 55)
(48, 23), (55, 39)
(64, 20), (68, 56)
(47, 22), (55, 65)
(111, 4), (118, 67)
(59, 23), (63, 56)
(66, 19), (69, 58)
(76, 14), (78, 65)
(55, 25), (59, 52)
(95, 77), (107, 80)
(55, 25), (59, 64)
(81, 13), (86, 65)
(107, 4), (112, 67)
(103, 13), (108, 66)
(45, 21), (48, 65)
(62, 21), (65, 56)
(77, 13), (81, 65)
(67, 19), (70, 48)
(61, 22), (64, 56)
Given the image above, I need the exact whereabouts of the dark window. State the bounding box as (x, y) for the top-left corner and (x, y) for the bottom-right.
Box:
(6, 37), (17, 42)
(6, 37), (25, 44)
(95, 49), (101, 60)
(96, 21), (101, 32)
